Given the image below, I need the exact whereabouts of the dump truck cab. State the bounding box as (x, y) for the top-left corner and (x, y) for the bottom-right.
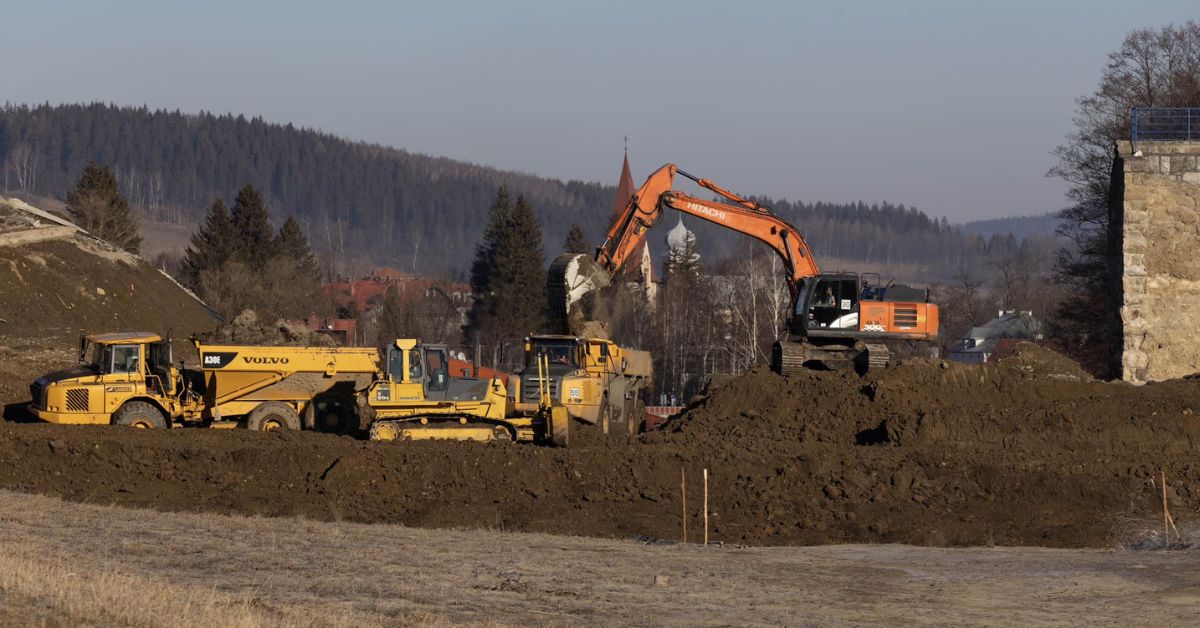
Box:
(30, 332), (187, 426)
(367, 339), (514, 441)
(508, 335), (652, 435)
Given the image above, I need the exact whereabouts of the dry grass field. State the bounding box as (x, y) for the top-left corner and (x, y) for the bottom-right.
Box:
(1, 490), (1199, 626)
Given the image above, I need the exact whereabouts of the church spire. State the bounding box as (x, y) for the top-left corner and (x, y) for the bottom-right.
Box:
(611, 143), (635, 220)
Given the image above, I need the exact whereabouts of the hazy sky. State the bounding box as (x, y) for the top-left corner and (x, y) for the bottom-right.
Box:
(3, 0), (1195, 221)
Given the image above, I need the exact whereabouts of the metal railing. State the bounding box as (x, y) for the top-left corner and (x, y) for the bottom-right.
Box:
(1131, 107), (1200, 144)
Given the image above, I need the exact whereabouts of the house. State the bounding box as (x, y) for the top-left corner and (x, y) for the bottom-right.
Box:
(948, 310), (1043, 364)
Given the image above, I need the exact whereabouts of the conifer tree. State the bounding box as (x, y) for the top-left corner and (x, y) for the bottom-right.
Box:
(663, 230), (702, 282)
(229, 184), (275, 266)
(466, 187), (512, 340)
(65, 163), (141, 253)
(565, 223), (589, 254)
(493, 194), (547, 333)
(465, 189), (548, 341)
(181, 198), (236, 289)
(275, 216), (319, 277)
(375, 284), (415, 347)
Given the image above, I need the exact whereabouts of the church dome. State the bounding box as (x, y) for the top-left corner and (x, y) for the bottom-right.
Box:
(666, 216), (695, 252)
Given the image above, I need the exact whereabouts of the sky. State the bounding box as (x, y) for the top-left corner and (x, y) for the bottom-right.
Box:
(3, 0), (1196, 222)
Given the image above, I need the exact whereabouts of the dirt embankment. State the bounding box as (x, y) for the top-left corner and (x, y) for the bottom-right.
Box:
(0, 199), (218, 408)
(2, 344), (1198, 548)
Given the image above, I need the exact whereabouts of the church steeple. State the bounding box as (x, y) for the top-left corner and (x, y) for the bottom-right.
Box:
(611, 144), (635, 220)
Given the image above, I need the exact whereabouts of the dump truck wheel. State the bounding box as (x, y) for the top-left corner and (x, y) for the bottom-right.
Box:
(308, 397), (356, 434)
(247, 402), (300, 431)
(628, 400), (645, 437)
(112, 401), (167, 429)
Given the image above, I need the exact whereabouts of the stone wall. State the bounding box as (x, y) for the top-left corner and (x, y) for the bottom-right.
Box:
(1113, 140), (1200, 382)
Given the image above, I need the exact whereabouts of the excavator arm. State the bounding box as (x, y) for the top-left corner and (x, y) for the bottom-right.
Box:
(598, 164), (819, 299)
(549, 163), (820, 331)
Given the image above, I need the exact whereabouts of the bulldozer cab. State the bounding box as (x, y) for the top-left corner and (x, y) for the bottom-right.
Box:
(384, 340), (493, 403)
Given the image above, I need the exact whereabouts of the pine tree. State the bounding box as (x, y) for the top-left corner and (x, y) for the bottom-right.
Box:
(663, 231), (702, 282)
(466, 188), (512, 340)
(493, 194), (547, 334)
(229, 184), (275, 266)
(375, 284), (415, 347)
(181, 198), (236, 289)
(565, 223), (589, 254)
(275, 216), (319, 277)
(65, 163), (141, 253)
(465, 189), (547, 341)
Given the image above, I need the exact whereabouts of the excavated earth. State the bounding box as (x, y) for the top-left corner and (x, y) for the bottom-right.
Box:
(3, 344), (1199, 548)
(0, 200), (218, 412)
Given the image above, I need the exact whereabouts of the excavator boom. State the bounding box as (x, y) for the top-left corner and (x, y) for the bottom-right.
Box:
(549, 163), (822, 332)
(595, 164), (819, 295)
(548, 162), (939, 373)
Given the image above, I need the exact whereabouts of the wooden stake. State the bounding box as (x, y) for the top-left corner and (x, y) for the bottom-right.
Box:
(1161, 468), (1170, 546)
(681, 467), (688, 544)
(703, 468), (709, 546)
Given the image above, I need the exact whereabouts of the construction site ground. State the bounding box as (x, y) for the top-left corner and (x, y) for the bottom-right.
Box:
(3, 490), (1199, 627)
(1, 344), (1199, 551)
(6, 197), (1200, 622)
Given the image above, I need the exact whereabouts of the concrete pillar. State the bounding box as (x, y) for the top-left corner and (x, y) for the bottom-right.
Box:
(1113, 140), (1200, 382)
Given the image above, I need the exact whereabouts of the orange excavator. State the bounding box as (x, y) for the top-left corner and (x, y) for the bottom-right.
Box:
(547, 163), (939, 374)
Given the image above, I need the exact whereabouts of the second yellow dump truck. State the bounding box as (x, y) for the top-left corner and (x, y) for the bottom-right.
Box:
(507, 335), (653, 438)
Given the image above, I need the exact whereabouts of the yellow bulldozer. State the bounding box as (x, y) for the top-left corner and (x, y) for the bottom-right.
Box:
(366, 339), (514, 441)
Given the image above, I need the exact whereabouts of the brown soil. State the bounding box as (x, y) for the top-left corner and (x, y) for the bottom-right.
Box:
(2, 344), (1198, 548)
(199, 308), (336, 346)
(0, 220), (219, 409)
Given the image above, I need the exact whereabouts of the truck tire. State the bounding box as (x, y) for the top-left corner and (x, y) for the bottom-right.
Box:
(247, 402), (301, 432)
(308, 396), (356, 434)
(628, 399), (645, 437)
(112, 401), (167, 429)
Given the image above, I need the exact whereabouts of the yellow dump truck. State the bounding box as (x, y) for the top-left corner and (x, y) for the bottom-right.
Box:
(29, 332), (381, 431)
(507, 335), (653, 437)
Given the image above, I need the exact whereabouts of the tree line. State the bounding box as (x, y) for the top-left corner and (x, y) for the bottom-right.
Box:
(1, 102), (1055, 281)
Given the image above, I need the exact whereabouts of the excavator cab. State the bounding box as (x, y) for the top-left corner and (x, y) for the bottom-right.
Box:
(798, 273), (862, 332)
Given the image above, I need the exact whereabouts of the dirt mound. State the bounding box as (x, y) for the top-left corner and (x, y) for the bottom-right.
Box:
(199, 309), (335, 347)
(2, 342), (1199, 548)
(0, 199), (218, 410)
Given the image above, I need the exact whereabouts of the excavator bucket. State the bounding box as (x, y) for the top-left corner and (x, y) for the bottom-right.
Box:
(547, 253), (611, 335)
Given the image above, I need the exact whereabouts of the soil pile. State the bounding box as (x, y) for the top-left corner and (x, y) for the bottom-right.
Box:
(198, 309), (335, 347)
(2, 342), (1199, 548)
(0, 199), (218, 408)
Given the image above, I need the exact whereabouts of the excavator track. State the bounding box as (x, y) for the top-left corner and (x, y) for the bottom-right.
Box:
(773, 340), (895, 375)
(772, 340), (810, 377)
(863, 343), (891, 369)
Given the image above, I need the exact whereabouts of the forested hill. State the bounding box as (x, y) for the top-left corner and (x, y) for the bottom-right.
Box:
(0, 103), (614, 275)
(0, 103), (1049, 279)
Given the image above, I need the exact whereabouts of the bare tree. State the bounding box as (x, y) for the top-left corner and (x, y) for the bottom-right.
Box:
(1050, 21), (1200, 366)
